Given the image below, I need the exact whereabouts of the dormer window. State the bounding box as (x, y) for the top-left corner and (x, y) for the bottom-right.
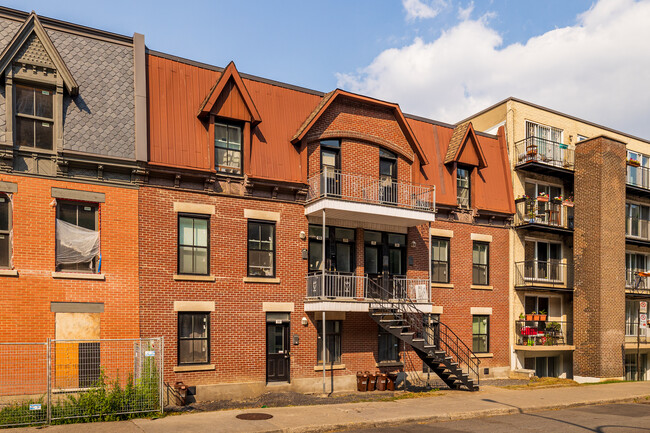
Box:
(457, 166), (470, 208)
(15, 83), (53, 150)
(215, 122), (242, 174)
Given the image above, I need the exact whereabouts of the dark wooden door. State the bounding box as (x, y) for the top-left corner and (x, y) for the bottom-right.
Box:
(266, 322), (290, 382)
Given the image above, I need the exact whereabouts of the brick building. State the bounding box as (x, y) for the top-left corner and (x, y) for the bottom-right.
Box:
(0, 7), (146, 387)
(464, 97), (650, 381)
(140, 50), (514, 400)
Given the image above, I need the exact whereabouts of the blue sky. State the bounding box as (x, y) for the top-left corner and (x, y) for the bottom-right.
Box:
(6, 0), (650, 138)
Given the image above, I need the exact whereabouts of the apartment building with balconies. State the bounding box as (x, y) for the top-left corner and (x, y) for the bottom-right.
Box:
(463, 97), (650, 381)
(139, 47), (514, 399)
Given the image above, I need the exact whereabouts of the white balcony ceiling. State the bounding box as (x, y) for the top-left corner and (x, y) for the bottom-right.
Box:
(305, 198), (435, 228)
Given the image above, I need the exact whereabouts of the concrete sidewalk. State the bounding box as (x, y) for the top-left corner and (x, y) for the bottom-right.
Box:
(14, 381), (650, 433)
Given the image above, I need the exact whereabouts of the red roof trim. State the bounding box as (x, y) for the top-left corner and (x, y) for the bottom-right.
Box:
(291, 89), (429, 166)
(197, 61), (262, 123)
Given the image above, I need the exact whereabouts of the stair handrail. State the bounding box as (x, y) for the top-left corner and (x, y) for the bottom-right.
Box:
(365, 278), (480, 386)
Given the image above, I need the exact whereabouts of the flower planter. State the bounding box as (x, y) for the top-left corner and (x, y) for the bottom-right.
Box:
(628, 160), (640, 167)
(525, 314), (533, 321)
(539, 315), (547, 321)
(533, 314), (540, 321)
(537, 196), (549, 202)
(563, 201), (574, 207)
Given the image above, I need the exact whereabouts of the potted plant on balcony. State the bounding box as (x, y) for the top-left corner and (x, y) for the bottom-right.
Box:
(525, 312), (534, 321)
(539, 309), (547, 321)
(519, 313), (525, 320)
(628, 158), (641, 167)
(552, 195), (563, 204)
(563, 196), (574, 207)
(532, 311), (540, 321)
(536, 192), (549, 202)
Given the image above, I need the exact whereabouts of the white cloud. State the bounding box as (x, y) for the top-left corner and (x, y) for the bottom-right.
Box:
(338, 0), (650, 138)
(402, 0), (447, 20)
(458, 1), (474, 20)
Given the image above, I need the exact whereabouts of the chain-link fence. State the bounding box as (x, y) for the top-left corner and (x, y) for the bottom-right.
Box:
(0, 338), (163, 428)
(0, 343), (49, 427)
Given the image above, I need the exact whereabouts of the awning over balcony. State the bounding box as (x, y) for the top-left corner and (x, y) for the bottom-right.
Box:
(305, 198), (435, 227)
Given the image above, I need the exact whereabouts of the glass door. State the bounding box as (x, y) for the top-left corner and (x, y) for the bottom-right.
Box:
(379, 149), (397, 204)
(321, 141), (340, 196)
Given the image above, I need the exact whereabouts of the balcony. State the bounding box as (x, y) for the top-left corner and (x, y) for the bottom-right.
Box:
(514, 197), (574, 234)
(514, 260), (573, 291)
(625, 321), (650, 346)
(515, 320), (573, 350)
(304, 272), (432, 312)
(625, 269), (650, 297)
(626, 163), (650, 196)
(626, 220), (650, 247)
(514, 137), (574, 179)
(305, 168), (436, 227)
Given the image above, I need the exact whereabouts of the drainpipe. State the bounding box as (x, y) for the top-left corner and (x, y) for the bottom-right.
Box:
(322, 208), (327, 394)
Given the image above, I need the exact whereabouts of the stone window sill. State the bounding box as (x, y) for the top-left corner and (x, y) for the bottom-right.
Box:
(174, 364), (215, 373)
(431, 283), (454, 289)
(243, 276), (281, 284)
(52, 272), (105, 281)
(173, 274), (216, 282)
(471, 285), (493, 291)
(0, 269), (18, 277)
(472, 352), (493, 358)
(314, 364), (345, 371)
(375, 361), (404, 367)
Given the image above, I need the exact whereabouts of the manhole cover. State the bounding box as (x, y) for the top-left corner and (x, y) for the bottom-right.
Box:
(236, 413), (273, 421)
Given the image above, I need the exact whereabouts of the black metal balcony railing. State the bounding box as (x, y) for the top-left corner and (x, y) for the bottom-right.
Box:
(307, 167), (436, 212)
(514, 198), (574, 229)
(514, 260), (572, 289)
(516, 320), (573, 346)
(625, 269), (650, 295)
(627, 164), (650, 191)
(514, 137), (574, 171)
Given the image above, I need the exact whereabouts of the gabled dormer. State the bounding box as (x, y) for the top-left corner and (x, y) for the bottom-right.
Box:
(0, 12), (78, 153)
(444, 122), (487, 209)
(198, 61), (261, 175)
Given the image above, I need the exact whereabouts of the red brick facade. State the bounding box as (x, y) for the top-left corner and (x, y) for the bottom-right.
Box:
(0, 174), (140, 341)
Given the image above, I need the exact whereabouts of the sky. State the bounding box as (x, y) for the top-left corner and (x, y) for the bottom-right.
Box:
(7, 0), (650, 138)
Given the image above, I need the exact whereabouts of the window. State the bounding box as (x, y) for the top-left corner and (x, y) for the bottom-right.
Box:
(178, 215), (209, 275)
(56, 201), (98, 272)
(0, 194), (10, 268)
(627, 151), (650, 189)
(248, 220), (275, 277)
(321, 140), (341, 196)
(577, 135), (589, 142)
(379, 149), (397, 203)
(431, 237), (449, 283)
(626, 203), (650, 239)
(15, 84), (54, 150)
(215, 122), (242, 174)
(472, 241), (489, 285)
(378, 329), (400, 362)
(472, 315), (489, 353)
(626, 252), (648, 287)
(457, 167), (470, 208)
(178, 312), (210, 365)
(316, 320), (341, 365)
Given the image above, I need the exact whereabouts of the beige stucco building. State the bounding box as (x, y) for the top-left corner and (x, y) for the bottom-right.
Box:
(463, 97), (650, 382)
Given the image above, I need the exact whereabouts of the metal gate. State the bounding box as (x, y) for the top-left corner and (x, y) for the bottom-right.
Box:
(0, 338), (164, 427)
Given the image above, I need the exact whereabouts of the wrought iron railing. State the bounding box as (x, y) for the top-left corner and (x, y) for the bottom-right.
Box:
(627, 164), (650, 191)
(625, 269), (650, 295)
(514, 198), (574, 229)
(366, 278), (480, 386)
(365, 275), (430, 303)
(515, 320), (572, 346)
(514, 260), (572, 289)
(307, 167), (435, 212)
(514, 137), (574, 170)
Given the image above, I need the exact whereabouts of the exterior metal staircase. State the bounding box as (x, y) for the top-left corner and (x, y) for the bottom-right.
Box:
(367, 279), (480, 391)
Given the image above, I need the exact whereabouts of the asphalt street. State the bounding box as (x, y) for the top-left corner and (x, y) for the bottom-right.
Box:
(342, 402), (650, 432)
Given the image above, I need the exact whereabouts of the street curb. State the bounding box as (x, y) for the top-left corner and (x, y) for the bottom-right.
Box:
(271, 394), (650, 433)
